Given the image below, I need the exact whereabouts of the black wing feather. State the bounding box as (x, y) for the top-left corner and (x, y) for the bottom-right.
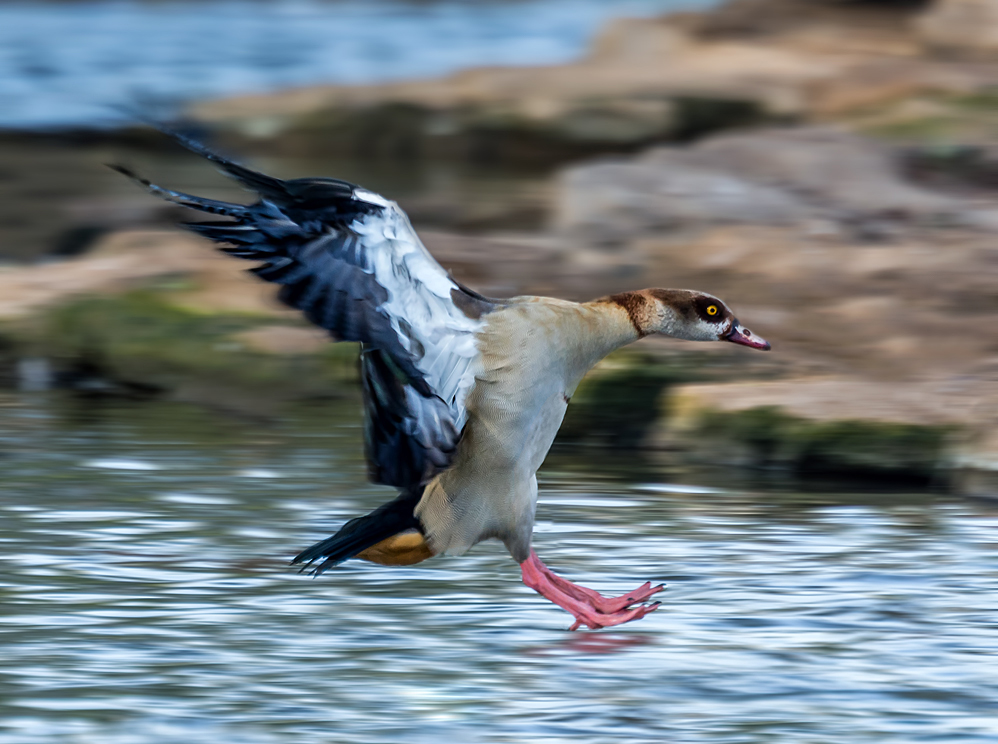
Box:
(112, 153), (425, 389)
(113, 129), (494, 490)
(360, 348), (460, 488)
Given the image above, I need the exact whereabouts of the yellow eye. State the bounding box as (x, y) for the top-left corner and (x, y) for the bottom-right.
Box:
(707, 305), (718, 316)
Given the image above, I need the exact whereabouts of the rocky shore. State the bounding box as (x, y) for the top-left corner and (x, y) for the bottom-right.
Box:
(190, 0), (997, 161)
(2, 0), (997, 492)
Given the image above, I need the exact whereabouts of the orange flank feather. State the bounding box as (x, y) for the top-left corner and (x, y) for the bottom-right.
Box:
(356, 530), (435, 566)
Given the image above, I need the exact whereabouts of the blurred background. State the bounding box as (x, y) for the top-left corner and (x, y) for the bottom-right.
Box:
(1, 0), (997, 742)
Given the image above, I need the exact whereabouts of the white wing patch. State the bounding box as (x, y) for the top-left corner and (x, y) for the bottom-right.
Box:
(352, 188), (391, 208)
(351, 202), (483, 429)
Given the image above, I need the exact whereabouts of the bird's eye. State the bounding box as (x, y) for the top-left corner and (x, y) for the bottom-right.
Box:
(706, 305), (718, 316)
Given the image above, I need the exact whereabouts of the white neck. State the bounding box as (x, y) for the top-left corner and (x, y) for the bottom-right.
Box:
(558, 301), (643, 386)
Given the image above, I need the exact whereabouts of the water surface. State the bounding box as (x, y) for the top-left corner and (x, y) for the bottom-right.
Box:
(0, 394), (996, 743)
(0, 0), (714, 129)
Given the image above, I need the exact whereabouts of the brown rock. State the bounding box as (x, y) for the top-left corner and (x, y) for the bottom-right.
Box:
(587, 17), (692, 67)
(667, 377), (982, 428)
(555, 152), (805, 244)
(232, 326), (329, 356)
(555, 127), (967, 245)
(917, 0), (998, 59)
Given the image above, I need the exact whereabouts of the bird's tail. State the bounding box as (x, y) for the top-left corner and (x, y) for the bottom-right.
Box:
(292, 489), (424, 576)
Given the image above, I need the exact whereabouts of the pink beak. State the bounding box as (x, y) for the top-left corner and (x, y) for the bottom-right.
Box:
(725, 320), (771, 351)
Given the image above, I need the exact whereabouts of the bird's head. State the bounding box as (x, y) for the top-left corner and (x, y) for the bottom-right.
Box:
(607, 289), (771, 350)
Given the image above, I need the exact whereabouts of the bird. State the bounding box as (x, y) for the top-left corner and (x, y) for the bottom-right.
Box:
(114, 128), (771, 630)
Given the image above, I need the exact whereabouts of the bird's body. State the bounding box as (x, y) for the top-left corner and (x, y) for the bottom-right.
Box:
(117, 128), (770, 630)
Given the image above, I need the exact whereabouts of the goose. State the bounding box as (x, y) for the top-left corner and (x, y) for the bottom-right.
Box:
(114, 130), (770, 630)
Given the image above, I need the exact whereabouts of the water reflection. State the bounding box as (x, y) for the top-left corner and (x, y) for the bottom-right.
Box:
(0, 394), (996, 743)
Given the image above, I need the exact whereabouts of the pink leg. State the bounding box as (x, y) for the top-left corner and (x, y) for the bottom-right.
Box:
(529, 550), (664, 614)
(520, 551), (662, 630)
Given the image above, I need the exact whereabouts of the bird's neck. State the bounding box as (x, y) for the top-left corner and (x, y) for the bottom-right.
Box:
(557, 300), (644, 388)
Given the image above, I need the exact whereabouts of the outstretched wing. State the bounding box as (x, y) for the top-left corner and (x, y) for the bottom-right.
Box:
(112, 130), (497, 488)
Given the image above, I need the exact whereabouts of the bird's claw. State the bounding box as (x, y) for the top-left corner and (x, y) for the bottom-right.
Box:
(568, 600), (662, 631)
(521, 551), (665, 632)
(584, 582), (666, 615)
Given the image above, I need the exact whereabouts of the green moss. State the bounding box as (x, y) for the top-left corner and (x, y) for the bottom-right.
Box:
(952, 88), (998, 112)
(697, 406), (797, 463)
(859, 88), (998, 145)
(863, 116), (960, 142)
(671, 96), (771, 142)
(558, 350), (700, 448)
(267, 94), (776, 167)
(694, 406), (954, 482)
(7, 290), (358, 399)
(288, 102), (433, 160)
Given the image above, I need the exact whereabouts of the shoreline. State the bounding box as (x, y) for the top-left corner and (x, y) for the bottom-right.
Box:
(185, 1), (994, 161)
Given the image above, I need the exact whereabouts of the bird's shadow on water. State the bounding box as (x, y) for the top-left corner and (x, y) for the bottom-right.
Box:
(522, 631), (655, 657)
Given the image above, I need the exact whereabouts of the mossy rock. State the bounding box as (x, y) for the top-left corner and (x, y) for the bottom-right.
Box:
(286, 102), (433, 160)
(558, 350), (700, 449)
(859, 88), (998, 145)
(6, 289), (359, 403)
(953, 88), (998, 112)
(256, 95), (773, 167)
(670, 96), (770, 141)
(692, 405), (954, 483)
(863, 115), (960, 142)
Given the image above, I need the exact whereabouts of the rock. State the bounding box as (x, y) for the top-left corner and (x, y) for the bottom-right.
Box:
(249, 95), (690, 167)
(0, 230), (225, 320)
(587, 17), (692, 67)
(8, 289), (360, 407)
(556, 126), (969, 245)
(190, 17), (836, 162)
(900, 142), (998, 192)
(681, 0), (926, 45)
(556, 153), (806, 244)
(916, 0), (998, 59)
(691, 127), (960, 217)
(954, 431), (998, 500)
(963, 209), (998, 232)
(557, 349), (697, 448)
(232, 326), (329, 356)
(546, 97), (678, 146)
(657, 377), (983, 482)
(0, 226), (567, 406)
(666, 378), (978, 429)
(187, 0), (998, 167)
(0, 227), (560, 322)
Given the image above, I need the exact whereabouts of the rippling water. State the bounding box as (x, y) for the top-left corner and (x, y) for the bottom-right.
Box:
(0, 0), (712, 129)
(0, 394), (996, 743)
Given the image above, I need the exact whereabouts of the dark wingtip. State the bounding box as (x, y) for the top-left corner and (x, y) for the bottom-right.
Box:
(290, 557), (318, 576)
(106, 162), (143, 183)
(290, 553), (335, 578)
(108, 161), (252, 219)
(291, 544), (338, 576)
(114, 112), (213, 160)
(106, 163), (162, 194)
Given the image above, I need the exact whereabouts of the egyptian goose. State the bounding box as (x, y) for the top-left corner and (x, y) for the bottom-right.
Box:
(115, 130), (770, 630)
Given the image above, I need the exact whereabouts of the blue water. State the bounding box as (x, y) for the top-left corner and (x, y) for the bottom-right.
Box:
(1, 394), (997, 743)
(0, 0), (712, 129)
